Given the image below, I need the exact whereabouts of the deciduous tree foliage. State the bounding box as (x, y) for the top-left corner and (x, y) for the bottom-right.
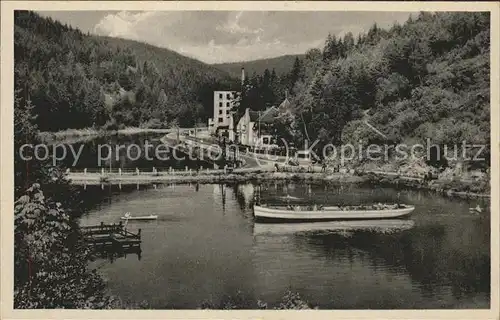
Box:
(14, 89), (105, 306)
(14, 184), (112, 308)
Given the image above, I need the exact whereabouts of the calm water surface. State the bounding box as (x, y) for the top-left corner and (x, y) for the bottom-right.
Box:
(79, 182), (490, 309)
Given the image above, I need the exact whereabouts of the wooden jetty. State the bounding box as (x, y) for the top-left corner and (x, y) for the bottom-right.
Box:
(81, 222), (141, 250)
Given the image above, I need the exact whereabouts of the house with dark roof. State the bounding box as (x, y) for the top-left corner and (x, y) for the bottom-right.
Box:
(235, 98), (286, 147)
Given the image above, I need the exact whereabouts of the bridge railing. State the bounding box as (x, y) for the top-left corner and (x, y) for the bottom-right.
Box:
(66, 165), (262, 177)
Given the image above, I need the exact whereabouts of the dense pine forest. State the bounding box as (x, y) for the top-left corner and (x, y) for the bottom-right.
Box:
(14, 10), (237, 132)
(237, 12), (490, 169)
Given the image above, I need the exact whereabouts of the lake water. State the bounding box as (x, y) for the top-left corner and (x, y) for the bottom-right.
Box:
(78, 182), (490, 309)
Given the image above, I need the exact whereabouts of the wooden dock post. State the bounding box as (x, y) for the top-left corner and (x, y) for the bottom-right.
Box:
(101, 168), (104, 176)
(185, 166), (188, 172)
(84, 168), (87, 176)
(136, 168), (140, 175)
(119, 168), (122, 176)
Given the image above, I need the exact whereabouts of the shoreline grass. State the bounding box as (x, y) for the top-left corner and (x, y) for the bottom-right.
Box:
(360, 172), (490, 199)
(38, 127), (173, 144)
(38, 128), (102, 142)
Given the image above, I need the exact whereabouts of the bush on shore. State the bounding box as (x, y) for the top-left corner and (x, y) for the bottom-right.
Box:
(198, 290), (314, 310)
(109, 290), (314, 310)
(363, 172), (489, 196)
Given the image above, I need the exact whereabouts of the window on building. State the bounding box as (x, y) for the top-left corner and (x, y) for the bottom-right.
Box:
(226, 102), (230, 107)
(219, 93), (223, 99)
(226, 110), (230, 115)
(219, 110), (223, 115)
(219, 102), (222, 107)
(226, 93), (231, 99)
(218, 117), (223, 123)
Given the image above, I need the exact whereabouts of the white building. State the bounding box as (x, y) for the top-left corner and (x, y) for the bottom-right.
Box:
(208, 68), (245, 141)
(235, 108), (258, 146)
(208, 68), (246, 142)
(213, 91), (235, 127)
(236, 105), (281, 148)
(207, 90), (236, 140)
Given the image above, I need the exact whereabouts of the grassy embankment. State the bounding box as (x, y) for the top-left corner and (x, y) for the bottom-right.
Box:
(38, 127), (174, 144)
(358, 172), (489, 199)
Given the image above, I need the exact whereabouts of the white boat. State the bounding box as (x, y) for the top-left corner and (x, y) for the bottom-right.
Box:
(120, 212), (158, 221)
(253, 219), (415, 236)
(253, 203), (415, 221)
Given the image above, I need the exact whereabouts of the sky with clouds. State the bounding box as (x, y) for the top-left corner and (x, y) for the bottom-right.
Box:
(38, 11), (416, 64)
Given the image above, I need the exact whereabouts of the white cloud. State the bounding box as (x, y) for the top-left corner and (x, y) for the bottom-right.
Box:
(94, 10), (305, 63)
(216, 11), (264, 35)
(93, 11), (158, 38)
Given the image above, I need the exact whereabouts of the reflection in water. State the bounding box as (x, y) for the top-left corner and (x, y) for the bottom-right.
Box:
(90, 246), (142, 264)
(78, 181), (490, 309)
(235, 183), (255, 211)
(253, 219), (416, 236)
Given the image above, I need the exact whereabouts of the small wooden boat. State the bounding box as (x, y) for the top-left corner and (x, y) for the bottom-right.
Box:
(277, 195), (302, 200)
(253, 203), (414, 221)
(120, 212), (158, 221)
(469, 205), (483, 214)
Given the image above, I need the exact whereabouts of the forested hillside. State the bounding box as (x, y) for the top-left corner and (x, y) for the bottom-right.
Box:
(14, 11), (237, 132)
(213, 54), (304, 78)
(240, 12), (490, 169)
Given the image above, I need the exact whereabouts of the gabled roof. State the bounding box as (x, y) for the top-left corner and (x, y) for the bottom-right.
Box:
(258, 106), (279, 124)
(249, 110), (260, 122)
(243, 98), (289, 125)
(278, 97), (291, 110)
(246, 106), (281, 124)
